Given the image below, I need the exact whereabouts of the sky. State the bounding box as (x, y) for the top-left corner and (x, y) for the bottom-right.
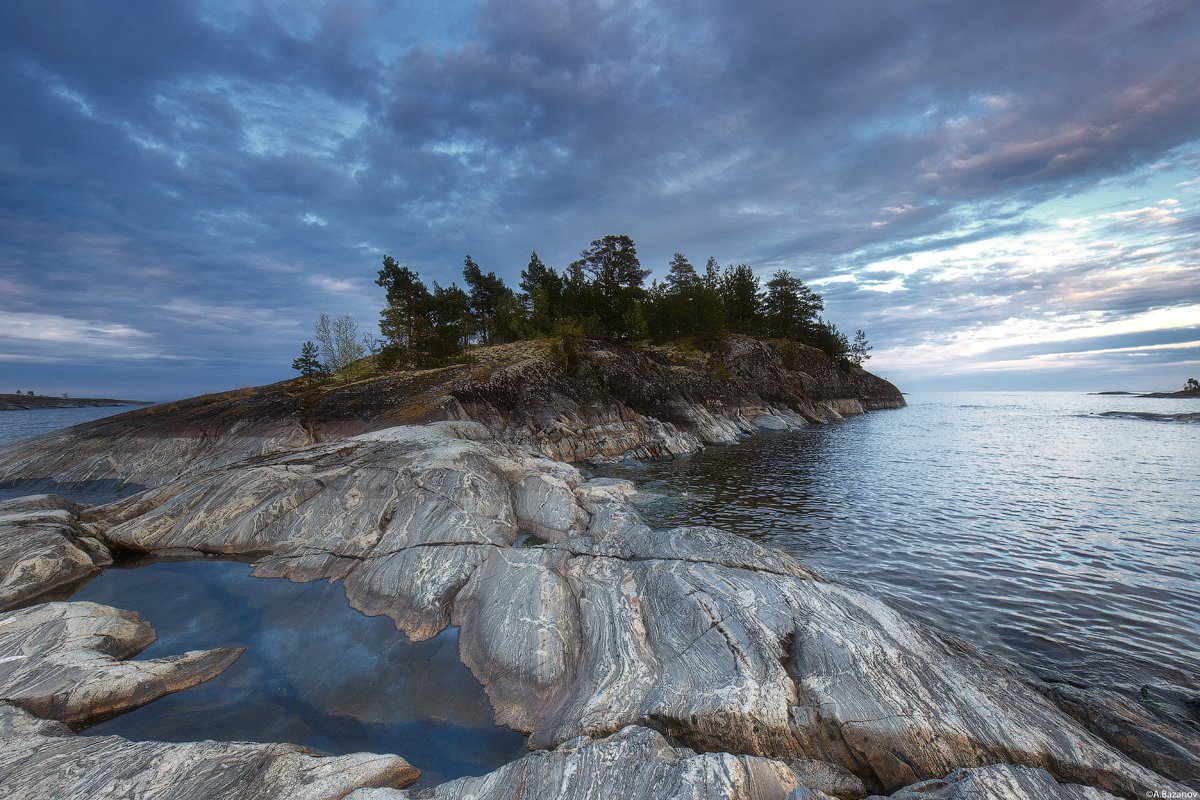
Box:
(1, 0), (1198, 399)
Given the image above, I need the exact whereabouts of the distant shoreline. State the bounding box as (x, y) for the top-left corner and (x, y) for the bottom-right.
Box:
(0, 394), (151, 411)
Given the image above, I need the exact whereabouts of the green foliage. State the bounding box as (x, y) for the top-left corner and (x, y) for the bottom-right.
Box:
(569, 234), (649, 340)
(807, 319), (850, 361)
(375, 256), (472, 368)
(291, 340), (326, 383)
(718, 263), (762, 335)
(849, 329), (872, 365)
(773, 340), (803, 371)
(644, 253), (726, 349)
(463, 255), (523, 344)
(763, 270), (823, 341)
(520, 251), (563, 335)
(368, 236), (878, 373)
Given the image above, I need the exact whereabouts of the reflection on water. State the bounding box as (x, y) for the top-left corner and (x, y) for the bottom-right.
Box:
(597, 392), (1200, 693)
(71, 559), (528, 785)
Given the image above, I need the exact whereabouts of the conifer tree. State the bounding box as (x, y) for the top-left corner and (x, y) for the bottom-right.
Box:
(849, 329), (872, 365)
(570, 234), (649, 340)
(719, 264), (763, 335)
(763, 270), (823, 341)
(520, 251), (562, 334)
(291, 341), (325, 383)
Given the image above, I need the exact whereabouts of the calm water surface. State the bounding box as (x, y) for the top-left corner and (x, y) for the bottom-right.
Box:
(0, 405), (139, 445)
(72, 560), (528, 785)
(598, 391), (1200, 693)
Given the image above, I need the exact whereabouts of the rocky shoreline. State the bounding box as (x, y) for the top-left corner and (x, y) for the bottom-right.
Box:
(0, 337), (1195, 799)
(0, 393), (150, 411)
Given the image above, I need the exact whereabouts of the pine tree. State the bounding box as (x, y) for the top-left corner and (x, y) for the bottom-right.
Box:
(849, 329), (872, 365)
(570, 234), (649, 340)
(520, 251), (563, 334)
(463, 256), (521, 344)
(719, 264), (763, 335)
(291, 341), (325, 384)
(763, 270), (823, 341)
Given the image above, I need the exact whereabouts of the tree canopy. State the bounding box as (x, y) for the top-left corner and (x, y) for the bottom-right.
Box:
(300, 233), (877, 376)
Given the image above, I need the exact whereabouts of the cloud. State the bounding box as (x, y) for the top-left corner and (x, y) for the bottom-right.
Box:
(0, 311), (163, 363)
(0, 0), (1198, 394)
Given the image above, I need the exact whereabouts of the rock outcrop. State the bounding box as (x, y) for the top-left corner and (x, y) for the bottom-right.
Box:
(0, 336), (903, 496)
(0, 494), (112, 609)
(0, 703), (419, 799)
(349, 726), (811, 800)
(2, 345), (1192, 800)
(0, 600), (242, 727)
(65, 424), (1184, 798)
(864, 764), (1120, 800)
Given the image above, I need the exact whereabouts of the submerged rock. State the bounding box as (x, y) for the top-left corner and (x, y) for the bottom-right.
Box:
(0, 703), (419, 799)
(0, 600), (242, 727)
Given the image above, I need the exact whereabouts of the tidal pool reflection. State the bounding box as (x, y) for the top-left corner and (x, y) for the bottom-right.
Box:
(72, 559), (528, 785)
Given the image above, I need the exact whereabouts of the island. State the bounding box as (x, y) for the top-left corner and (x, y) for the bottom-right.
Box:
(0, 393), (150, 411)
(0, 336), (1195, 799)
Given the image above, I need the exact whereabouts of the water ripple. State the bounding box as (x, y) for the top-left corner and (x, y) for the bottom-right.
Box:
(597, 391), (1200, 692)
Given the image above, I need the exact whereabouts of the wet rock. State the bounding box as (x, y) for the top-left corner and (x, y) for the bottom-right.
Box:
(0, 494), (112, 609)
(1038, 678), (1200, 789)
(0, 601), (242, 726)
(865, 764), (1120, 799)
(348, 725), (802, 800)
(79, 424), (1180, 797)
(0, 702), (420, 799)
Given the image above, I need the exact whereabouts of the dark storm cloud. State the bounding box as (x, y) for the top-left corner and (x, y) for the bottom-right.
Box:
(1, 0), (1199, 395)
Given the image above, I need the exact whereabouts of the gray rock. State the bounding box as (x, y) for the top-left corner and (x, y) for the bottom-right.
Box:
(1038, 678), (1200, 789)
(866, 764), (1120, 799)
(0, 494), (112, 609)
(78, 425), (1181, 797)
(348, 725), (802, 800)
(784, 759), (866, 800)
(0, 600), (242, 726)
(0, 702), (419, 799)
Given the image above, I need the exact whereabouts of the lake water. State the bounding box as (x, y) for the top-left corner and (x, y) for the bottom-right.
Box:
(0, 405), (140, 445)
(71, 559), (528, 785)
(597, 391), (1200, 695)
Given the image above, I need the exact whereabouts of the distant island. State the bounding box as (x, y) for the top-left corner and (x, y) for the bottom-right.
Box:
(1141, 378), (1200, 398)
(0, 393), (150, 411)
(1090, 378), (1200, 398)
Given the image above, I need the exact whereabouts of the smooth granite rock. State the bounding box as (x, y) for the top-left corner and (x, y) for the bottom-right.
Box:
(348, 725), (803, 800)
(0, 494), (112, 609)
(866, 764), (1120, 799)
(0, 703), (419, 799)
(77, 423), (1182, 797)
(1038, 678), (1200, 789)
(0, 600), (242, 726)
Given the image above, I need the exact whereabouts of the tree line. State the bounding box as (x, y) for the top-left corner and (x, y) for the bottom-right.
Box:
(295, 234), (871, 380)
